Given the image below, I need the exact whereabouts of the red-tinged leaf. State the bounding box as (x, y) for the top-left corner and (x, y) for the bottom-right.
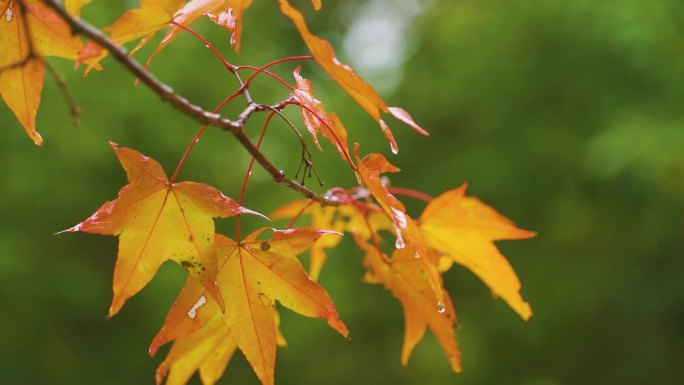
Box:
(150, 229), (347, 385)
(355, 235), (461, 372)
(419, 184), (536, 320)
(62, 143), (258, 317)
(0, 0), (84, 144)
(292, 67), (350, 162)
(278, 0), (427, 153)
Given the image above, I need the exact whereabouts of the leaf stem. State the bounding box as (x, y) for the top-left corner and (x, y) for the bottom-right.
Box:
(169, 92), (243, 185)
(386, 187), (433, 203)
(170, 21), (236, 70)
(236, 110), (277, 244)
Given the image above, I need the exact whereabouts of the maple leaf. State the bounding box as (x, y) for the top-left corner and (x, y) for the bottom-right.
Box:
(419, 184), (536, 320)
(292, 67), (350, 162)
(150, 229), (348, 385)
(278, 0), (428, 153)
(354, 146), (445, 306)
(62, 142), (259, 317)
(355, 235), (462, 372)
(0, 0), (84, 144)
(156, 310), (287, 385)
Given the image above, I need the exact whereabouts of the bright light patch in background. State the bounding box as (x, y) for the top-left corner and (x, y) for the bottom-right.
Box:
(343, 0), (432, 94)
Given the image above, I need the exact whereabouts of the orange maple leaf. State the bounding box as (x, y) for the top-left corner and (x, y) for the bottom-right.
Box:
(355, 235), (462, 372)
(62, 142), (258, 317)
(0, 0), (84, 144)
(278, 0), (428, 153)
(419, 184), (536, 320)
(150, 229), (348, 385)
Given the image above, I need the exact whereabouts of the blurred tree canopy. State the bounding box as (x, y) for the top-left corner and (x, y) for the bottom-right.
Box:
(0, 0), (682, 384)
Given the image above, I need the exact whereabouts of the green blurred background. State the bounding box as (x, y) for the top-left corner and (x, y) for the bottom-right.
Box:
(1, 0), (683, 384)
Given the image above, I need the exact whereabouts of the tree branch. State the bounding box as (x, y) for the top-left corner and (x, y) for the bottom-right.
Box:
(39, 0), (337, 206)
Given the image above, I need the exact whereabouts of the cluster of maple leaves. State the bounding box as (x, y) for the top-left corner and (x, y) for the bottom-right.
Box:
(1, 1), (534, 385)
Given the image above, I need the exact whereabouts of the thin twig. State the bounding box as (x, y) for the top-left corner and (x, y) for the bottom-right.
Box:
(40, 0), (338, 206)
(45, 61), (82, 127)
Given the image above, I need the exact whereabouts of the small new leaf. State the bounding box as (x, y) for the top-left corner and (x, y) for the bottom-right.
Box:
(292, 67), (351, 165)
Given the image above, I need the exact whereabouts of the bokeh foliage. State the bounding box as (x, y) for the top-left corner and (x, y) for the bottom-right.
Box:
(1, 0), (683, 384)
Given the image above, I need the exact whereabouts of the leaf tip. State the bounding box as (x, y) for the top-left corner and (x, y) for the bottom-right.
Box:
(379, 119), (399, 154)
(388, 106), (429, 136)
(242, 207), (270, 221)
(329, 318), (349, 338)
(148, 333), (165, 357)
(32, 134), (44, 146)
(519, 303), (533, 321)
(55, 222), (83, 235)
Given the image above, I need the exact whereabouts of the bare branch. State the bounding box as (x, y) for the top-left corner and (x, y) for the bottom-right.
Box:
(39, 0), (338, 206)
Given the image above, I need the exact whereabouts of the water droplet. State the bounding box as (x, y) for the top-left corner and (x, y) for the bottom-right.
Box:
(5, 8), (13, 22)
(395, 235), (405, 249)
(390, 141), (399, 155)
(414, 252), (421, 259)
(437, 301), (446, 313)
(390, 208), (407, 229)
(187, 295), (207, 319)
(205, 44), (210, 48)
